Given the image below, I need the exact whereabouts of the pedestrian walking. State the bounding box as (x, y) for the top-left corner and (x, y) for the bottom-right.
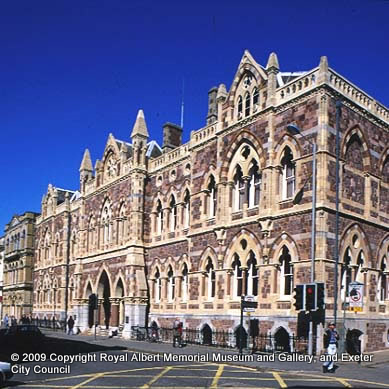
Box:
(67, 316), (75, 335)
(3, 314), (9, 328)
(323, 322), (339, 373)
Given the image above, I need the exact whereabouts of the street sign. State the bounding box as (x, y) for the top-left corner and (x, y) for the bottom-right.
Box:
(241, 295), (257, 312)
(348, 281), (364, 312)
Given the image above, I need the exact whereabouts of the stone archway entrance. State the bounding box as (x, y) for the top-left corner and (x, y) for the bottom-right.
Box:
(202, 324), (213, 345)
(235, 325), (248, 350)
(97, 271), (111, 329)
(111, 278), (125, 327)
(274, 327), (290, 353)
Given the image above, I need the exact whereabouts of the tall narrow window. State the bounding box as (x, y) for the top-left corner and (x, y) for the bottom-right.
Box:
(183, 190), (190, 229)
(248, 161), (261, 208)
(205, 258), (216, 299)
(87, 216), (94, 252)
(155, 269), (161, 303)
(182, 264), (189, 302)
(102, 202), (111, 244)
(169, 195), (177, 232)
(156, 200), (163, 235)
(247, 251), (258, 296)
(355, 251), (364, 283)
(167, 266), (175, 302)
(245, 92), (251, 117)
(341, 248), (352, 301)
(237, 96), (243, 118)
(280, 246), (293, 296)
(208, 175), (217, 218)
(232, 254), (243, 298)
(281, 147), (295, 199)
(234, 165), (245, 211)
(253, 87), (259, 112)
(378, 257), (387, 302)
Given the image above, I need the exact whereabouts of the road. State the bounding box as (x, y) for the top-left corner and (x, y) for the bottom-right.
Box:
(2, 333), (389, 388)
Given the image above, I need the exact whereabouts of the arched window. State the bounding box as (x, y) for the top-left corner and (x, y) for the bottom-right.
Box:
(246, 251), (258, 296)
(232, 254), (243, 298)
(233, 165), (245, 211)
(345, 134), (364, 170)
(156, 200), (163, 235)
(237, 96), (243, 119)
(117, 204), (127, 244)
(154, 268), (161, 303)
(205, 258), (216, 300)
(248, 160), (261, 208)
(183, 190), (190, 229)
(355, 251), (364, 283)
(245, 92), (251, 117)
(378, 257), (387, 302)
(101, 201), (112, 245)
(341, 248), (352, 301)
(281, 147), (295, 200)
(208, 175), (217, 218)
(280, 246), (293, 296)
(87, 216), (94, 252)
(167, 266), (175, 302)
(181, 263), (189, 302)
(253, 88), (259, 112)
(169, 195), (177, 232)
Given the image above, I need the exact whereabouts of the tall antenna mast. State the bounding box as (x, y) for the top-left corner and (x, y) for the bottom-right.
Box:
(180, 78), (185, 129)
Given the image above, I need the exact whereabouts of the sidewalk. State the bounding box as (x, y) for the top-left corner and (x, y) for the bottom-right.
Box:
(41, 329), (389, 373)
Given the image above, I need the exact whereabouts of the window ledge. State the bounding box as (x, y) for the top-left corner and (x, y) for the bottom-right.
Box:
(277, 297), (292, 302)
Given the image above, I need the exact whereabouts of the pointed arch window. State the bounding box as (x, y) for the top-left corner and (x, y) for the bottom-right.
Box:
(246, 251), (258, 296)
(248, 161), (261, 208)
(280, 246), (293, 296)
(245, 92), (251, 117)
(341, 248), (352, 301)
(181, 263), (189, 302)
(355, 251), (364, 283)
(117, 204), (127, 244)
(205, 258), (216, 300)
(156, 200), (163, 235)
(232, 254), (243, 298)
(237, 96), (243, 119)
(183, 190), (190, 229)
(253, 87), (259, 112)
(167, 266), (175, 302)
(378, 257), (388, 302)
(87, 216), (95, 252)
(281, 147), (295, 200)
(169, 195), (177, 232)
(154, 269), (161, 303)
(234, 165), (245, 211)
(208, 175), (217, 218)
(101, 202), (112, 245)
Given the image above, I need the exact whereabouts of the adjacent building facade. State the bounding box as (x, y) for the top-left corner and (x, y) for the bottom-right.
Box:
(2, 212), (38, 319)
(30, 51), (388, 351)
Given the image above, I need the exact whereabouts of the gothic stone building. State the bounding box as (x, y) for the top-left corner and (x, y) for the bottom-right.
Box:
(32, 51), (389, 351)
(3, 212), (38, 319)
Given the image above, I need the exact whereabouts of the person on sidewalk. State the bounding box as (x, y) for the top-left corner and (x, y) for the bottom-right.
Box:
(172, 318), (181, 347)
(67, 316), (75, 335)
(323, 322), (339, 373)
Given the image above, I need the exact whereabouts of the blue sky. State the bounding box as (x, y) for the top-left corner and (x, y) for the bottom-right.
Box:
(1, 0), (388, 230)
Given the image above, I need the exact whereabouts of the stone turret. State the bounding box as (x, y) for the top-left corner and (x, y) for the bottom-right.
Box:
(131, 109), (149, 166)
(79, 149), (93, 192)
(266, 52), (280, 107)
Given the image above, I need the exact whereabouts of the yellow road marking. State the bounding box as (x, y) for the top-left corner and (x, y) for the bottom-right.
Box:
(141, 366), (173, 389)
(335, 377), (352, 387)
(69, 372), (105, 389)
(272, 371), (287, 388)
(210, 364), (225, 388)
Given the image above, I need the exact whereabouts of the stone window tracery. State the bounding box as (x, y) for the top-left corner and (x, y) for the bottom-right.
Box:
(204, 258), (216, 300)
(232, 254), (243, 298)
(281, 147), (296, 200)
(279, 246), (293, 297)
(233, 165), (245, 211)
(246, 251), (258, 296)
(101, 201), (112, 246)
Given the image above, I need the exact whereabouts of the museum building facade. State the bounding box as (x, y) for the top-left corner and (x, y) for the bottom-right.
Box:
(31, 51), (389, 351)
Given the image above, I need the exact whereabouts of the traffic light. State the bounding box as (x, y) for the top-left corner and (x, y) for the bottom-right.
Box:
(305, 283), (317, 311)
(293, 285), (304, 311)
(89, 293), (98, 310)
(316, 282), (325, 310)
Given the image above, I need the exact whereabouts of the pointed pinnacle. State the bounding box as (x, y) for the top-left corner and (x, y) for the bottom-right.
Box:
(131, 109), (149, 138)
(319, 56), (328, 72)
(266, 52), (279, 71)
(79, 149), (93, 172)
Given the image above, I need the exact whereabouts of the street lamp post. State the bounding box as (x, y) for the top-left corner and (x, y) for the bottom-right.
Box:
(286, 123), (317, 355)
